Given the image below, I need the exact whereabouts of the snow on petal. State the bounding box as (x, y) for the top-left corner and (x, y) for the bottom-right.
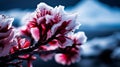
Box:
(36, 2), (53, 16)
(37, 2), (53, 11)
(65, 13), (79, 31)
(74, 32), (87, 44)
(57, 36), (73, 48)
(0, 29), (12, 39)
(0, 15), (14, 30)
(51, 21), (63, 35)
(52, 5), (65, 15)
(0, 15), (15, 57)
(68, 32), (87, 45)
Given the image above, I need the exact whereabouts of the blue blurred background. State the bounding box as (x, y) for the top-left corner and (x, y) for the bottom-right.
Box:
(1, 0), (120, 67)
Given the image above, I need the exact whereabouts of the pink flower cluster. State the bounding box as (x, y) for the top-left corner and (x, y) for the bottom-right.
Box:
(0, 15), (16, 57)
(0, 2), (87, 67)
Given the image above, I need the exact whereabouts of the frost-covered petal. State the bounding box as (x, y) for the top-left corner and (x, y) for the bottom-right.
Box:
(55, 47), (80, 65)
(57, 36), (73, 48)
(46, 30), (52, 40)
(36, 2), (52, 16)
(74, 32), (87, 44)
(21, 12), (37, 26)
(2, 30), (14, 44)
(19, 38), (30, 48)
(0, 40), (16, 57)
(65, 13), (79, 31)
(68, 32), (87, 45)
(37, 16), (45, 25)
(37, 3), (53, 11)
(20, 26), (31, 36)
(30, 27), (40, 41)
(0, 15), (15, 57)
(0, 15), (14, 30)
(55, 54), (66, 65)
(0, 29), (12, 39)
(10, 37), (31, 54)
(51, 21), (63, 35)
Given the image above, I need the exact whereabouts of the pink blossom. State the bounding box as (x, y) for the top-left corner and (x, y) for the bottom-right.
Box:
(54, 32), (87, 65)
(20, 3), (87, 65)
(30, 27), (40, 41)
(68, 32), (87, 46)
(0, 15), (16, 57)
(56, 36), (73, 48)
(0, 2), (87, 67)
(10, 37), (30, 53)
(21, 3), (79, 48)
(55, 47), (80, 65)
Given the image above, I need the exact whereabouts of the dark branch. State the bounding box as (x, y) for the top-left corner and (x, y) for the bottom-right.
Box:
(0, 32), (58, 65)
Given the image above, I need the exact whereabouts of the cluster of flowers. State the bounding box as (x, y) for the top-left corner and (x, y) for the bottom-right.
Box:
(0, 3), (87, 67)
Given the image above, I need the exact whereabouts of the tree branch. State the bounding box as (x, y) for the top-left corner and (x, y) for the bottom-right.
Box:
(0, 33), (58, 64)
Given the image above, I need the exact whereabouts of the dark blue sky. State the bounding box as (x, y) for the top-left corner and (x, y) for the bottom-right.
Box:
(0, 0), (80, 10)
(0, 0), (120, 10)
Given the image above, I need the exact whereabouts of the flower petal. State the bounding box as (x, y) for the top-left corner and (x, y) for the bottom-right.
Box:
(55, 54), (66, 65)
(0, 15), (14, 30)
(0, 29), (12, 39)
(74, 32), (87, 44)
(30, 27), (40, 41)
(57, 36), (73, 48)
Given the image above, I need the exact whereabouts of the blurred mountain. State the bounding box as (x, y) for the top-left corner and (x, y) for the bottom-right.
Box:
(68, 0), (120, 39)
